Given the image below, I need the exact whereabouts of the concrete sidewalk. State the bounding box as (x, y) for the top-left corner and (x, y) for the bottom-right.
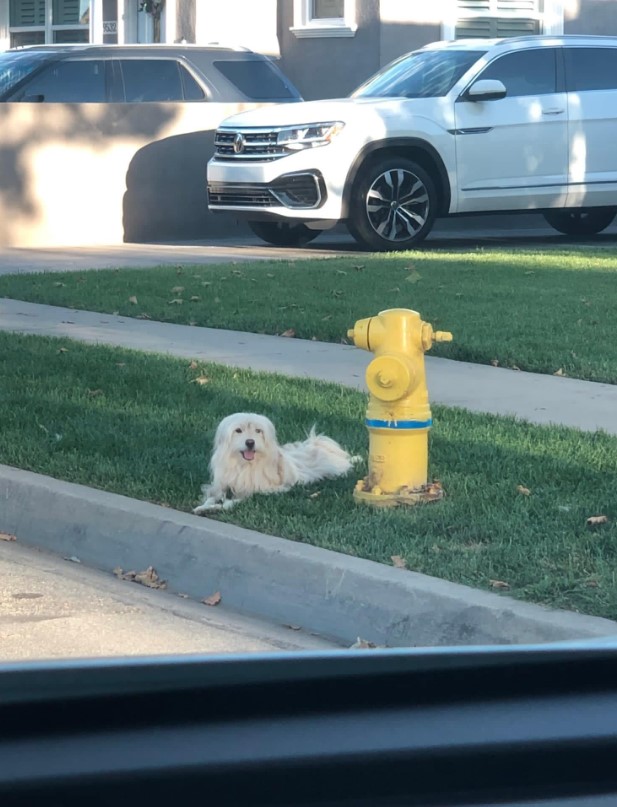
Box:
(1, 297), (616, 435)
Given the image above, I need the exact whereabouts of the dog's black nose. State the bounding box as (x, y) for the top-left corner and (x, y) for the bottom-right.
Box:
(245, 439), (255, 449)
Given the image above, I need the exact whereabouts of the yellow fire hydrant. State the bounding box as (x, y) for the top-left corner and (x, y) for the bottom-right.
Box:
(347, 308), (452, 507)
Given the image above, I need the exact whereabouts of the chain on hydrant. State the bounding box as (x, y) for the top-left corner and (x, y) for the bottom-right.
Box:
(347, 308), (453, 507)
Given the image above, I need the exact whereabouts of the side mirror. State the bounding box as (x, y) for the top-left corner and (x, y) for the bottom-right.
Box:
(465, 79), (507, 102)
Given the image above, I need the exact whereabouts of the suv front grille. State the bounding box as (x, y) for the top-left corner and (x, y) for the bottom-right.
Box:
(214, 128), (287, 161)
(208, 183), (278, 207)
(208, 173), (324, 210)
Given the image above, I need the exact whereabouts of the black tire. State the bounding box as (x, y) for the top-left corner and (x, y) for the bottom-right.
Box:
(347, 157), (438, 251)
(248, 220), (320, 247)
(543, 208), (616, 237)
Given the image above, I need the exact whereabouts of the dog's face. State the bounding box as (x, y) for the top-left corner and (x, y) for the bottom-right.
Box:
(214, 413), (276, 463)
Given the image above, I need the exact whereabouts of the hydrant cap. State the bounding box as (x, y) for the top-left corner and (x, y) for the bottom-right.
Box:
(366, 355), (414, 402)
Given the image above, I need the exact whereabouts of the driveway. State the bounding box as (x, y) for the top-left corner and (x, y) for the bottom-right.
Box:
(0, 214), (616, 274)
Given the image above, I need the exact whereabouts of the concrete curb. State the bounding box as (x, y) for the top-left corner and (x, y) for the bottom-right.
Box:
(3, 464), (617, 648)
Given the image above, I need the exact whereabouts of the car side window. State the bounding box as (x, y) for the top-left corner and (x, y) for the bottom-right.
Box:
(477, 49), (557, 96)
(119, 59), (184, 102)
(179, 64), (206, 101)
(565, 47), (617, 91)
(17, 59), (107, 102)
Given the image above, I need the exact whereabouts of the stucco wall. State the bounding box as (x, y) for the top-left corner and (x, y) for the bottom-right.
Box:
(564, 0), (617, 34)
(0, 101), (258, 248)
(278, 0), (380, 100)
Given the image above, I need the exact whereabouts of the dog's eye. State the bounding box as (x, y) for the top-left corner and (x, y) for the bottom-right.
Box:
(234, 428), (242, 434)
(255, 428), (262, 434)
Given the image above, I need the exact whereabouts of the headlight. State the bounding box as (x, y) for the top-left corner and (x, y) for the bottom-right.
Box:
(276, 121), (345, 151)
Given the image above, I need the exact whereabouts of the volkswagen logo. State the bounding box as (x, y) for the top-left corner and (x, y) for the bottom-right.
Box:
(233, 133), (246, 154)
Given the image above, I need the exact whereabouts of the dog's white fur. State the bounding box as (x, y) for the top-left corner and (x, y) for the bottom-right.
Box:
(193, 412), (358, 514)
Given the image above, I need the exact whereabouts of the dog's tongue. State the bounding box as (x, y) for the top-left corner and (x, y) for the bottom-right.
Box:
(242, 449), (256, 461)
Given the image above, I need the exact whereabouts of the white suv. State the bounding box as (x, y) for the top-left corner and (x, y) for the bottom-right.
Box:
(207, 36), (617, 251)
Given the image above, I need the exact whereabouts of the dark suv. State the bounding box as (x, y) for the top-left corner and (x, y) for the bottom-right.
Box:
(0, 44), (302, 104)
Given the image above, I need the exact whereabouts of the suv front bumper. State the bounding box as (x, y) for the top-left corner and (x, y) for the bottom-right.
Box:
(207, 152), (348, 222)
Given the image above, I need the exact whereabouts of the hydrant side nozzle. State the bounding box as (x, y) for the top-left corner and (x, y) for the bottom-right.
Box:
(347, 328), (355, 340)
(435, 330), (453, 343)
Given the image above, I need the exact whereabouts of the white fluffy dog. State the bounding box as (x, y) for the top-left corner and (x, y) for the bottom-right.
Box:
(193, 412), (358, 514)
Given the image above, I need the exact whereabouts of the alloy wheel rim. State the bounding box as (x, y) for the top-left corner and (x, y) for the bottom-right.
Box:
(365, 169), (429, 242)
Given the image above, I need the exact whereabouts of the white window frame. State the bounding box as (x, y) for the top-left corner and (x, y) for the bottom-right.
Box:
(7, 0), (91, 47)
(290, 0), (357, 39)
(442, 0), (564, 40)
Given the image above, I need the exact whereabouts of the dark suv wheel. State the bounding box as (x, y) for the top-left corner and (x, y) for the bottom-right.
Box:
(248, 221), (319, 247)
(347, 157), (437, 251)
(543, 209), (616, 236)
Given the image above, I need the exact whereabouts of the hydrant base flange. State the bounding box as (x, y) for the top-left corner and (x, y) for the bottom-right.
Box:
(353, 480), (444, 508)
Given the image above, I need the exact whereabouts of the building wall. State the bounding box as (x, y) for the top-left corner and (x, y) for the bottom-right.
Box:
(0, 101), (257, 247)
(278, 0), (380, 100)
(564, 0), (617, 34)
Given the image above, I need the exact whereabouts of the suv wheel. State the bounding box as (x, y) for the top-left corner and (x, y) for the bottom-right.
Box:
(348, 157), (437, 251)
(248, 221), (319, 247)
(543, 209), (616, 237)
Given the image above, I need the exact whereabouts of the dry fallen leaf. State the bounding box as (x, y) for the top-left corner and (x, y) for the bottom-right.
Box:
(57, 347), (69, 354)
(128, 295), (138, 305)
(201, 281), (211, 286)
(280, 328), (296, 338)
(321, 315), (332, 321)
(490, 359), (500, 367)
(353, 264), (365, 271)
(553, 368), (566, 377)
(0, 531), (16, 542)
(336, 269), (347, 275)
(511, 365), (521, 371)
(391, 555), (408, 569)
(285, 624), (302, 631)
(136, 313), (152, 320)
(188, 360), (199, 370)
(350, 637), (378, 649)
(113, 566), (167, 589)
(64, 555), (81, 563)
(587, 515), (609, 527)
(309, 491), (321, 499)
(115, 362), (126, 368)
(53, 282), (66, 287)
(190, 296), (201, 302)
(171, 286), (184, 293)
(192, 375), (210, 386)
(87, 388), (104, 398)
(489, 579), (510, 590)
(202, 591), (222, 606)
(177, 593), (189, 599)
(516, 485), (531, 496)
(405, 269), (422, 284)
(168, 298), (183, 305)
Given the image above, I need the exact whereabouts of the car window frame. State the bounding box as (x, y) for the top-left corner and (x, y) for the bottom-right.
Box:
(458, 46), (565, 101)
(11, 57), (112, 103)
(563, 45), (617, 93)
(114, 56), (207, 103)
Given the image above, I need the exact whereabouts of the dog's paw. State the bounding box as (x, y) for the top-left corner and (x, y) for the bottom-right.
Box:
(193, 500), (224, 515)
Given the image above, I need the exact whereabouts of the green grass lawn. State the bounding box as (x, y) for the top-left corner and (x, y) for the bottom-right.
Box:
(1, 331), (616, 620)
(0, 247), (615, 383)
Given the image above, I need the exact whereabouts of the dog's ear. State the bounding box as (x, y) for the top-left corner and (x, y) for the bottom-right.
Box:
(262, 417), (277, 445)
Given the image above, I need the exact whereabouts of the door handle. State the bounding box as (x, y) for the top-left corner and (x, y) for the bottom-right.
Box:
(541, 108), (565, 115)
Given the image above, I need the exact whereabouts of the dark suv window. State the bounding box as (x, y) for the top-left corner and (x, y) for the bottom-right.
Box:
(565, 47), (617, 92)
(213, 59), (296, 100)
(119, 59), (185, 102)
(478, 49), (557, 96)
(16, 59), (107, 102)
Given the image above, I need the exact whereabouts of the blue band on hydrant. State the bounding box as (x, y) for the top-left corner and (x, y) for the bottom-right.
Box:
(365, 418), (433, 430)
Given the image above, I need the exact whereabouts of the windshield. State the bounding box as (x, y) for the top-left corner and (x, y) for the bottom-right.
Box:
(352, 48), (486, 99)
(0, 51), (49, 98)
